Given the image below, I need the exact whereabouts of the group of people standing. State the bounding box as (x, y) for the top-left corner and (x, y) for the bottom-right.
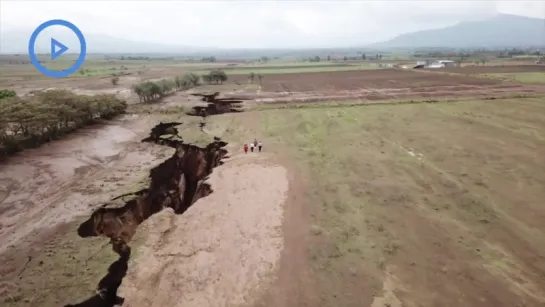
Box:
(243, 139), (263, 153)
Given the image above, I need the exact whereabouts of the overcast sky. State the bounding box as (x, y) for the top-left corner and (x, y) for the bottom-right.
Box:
(1, 0), (544, 48)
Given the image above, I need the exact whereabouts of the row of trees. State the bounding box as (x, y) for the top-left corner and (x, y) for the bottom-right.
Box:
(0, 89), (127, 160)
(248, 72), (263, 84)
(202, 70), (228, 84)
(132, 79), (177, 103)
(308, 53), (378, 62)
(132, 70), (228, 103)
(201, 56), (217, 63)
(497, 49), (542, 58)
(413, 49), (544, 60)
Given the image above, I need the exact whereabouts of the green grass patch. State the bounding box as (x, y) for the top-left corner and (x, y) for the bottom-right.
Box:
(479, 72), (545, 84)
(259, 97), (545, 305)
(2, 220), (118, 307)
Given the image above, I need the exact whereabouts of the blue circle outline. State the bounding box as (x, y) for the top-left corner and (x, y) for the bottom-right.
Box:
(28, 19), (87, 78)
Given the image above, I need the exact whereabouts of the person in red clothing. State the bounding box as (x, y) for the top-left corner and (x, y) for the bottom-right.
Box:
(243, 143), (248, 154)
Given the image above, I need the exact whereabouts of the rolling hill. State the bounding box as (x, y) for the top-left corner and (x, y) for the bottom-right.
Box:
(372, 14), (545, 48)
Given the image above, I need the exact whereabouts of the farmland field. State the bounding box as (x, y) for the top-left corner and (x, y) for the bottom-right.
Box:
(233, 68), (501, 90)
(478, 72), (545, 84)
(1, 57), (545, 307)
(194, 64), (380, 75)
(258, 97), (545, 307)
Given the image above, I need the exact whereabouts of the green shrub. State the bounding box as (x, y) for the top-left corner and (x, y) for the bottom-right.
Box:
(0, 89), (16, 100)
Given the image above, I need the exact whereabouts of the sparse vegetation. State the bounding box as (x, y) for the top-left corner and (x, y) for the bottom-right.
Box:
(174, 72), (201, 90)
(111, 75), (120, 85)
(201, 69), (228, 85)
(132, 79), (175, 103)
(0, 89), (127, 159)
(200, 56), (216, 63)
(262, 97), (545, 306)
(0, 89), (16, 100)
(479, 72), (545, 84)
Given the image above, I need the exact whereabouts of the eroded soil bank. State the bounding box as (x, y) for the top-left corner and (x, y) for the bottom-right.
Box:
(66, 122), (229, 306)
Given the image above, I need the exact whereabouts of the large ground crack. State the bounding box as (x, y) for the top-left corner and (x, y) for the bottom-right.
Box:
(186, 92), (246, 117)
(64, 121), (228, 307)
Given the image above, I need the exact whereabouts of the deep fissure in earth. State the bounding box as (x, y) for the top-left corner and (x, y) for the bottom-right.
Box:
(186, 92), (245, 117)
(65, 121), (229, 307)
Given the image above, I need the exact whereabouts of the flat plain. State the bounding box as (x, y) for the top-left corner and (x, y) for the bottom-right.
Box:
(1, 55), (545, 307)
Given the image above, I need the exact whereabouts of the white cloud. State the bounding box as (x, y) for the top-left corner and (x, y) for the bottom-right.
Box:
(1, 0), (544, 48)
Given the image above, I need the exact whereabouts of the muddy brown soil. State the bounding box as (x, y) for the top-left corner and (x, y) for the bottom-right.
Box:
(0, 115), (169, 254)
(247, 84), (544, 104)
(0, 114), (176, 306)
(230, 69), (501, 92)
(227, 69), (545, 103)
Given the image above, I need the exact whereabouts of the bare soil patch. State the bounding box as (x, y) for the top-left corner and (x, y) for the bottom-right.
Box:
(227, 69), (545, 103)
(119, 158), (288, 307)
(231, 69), (500, 92)
(0, 115), (169, 253)
(215, 63), (353, 71)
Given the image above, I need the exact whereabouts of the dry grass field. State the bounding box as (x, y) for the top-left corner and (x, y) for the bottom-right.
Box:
(258, 97), (545, 307)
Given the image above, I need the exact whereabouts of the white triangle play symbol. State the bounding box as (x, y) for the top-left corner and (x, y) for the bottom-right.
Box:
(50, 38), (69, 60)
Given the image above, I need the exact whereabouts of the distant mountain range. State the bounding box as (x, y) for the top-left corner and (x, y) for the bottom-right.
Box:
(1, 13), (543, 54)
(371, 14), (545, 48)
(0, 28), (217, 54)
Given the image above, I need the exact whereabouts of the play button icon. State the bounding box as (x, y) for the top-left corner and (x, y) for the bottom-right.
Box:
(50, 38), (69, 60)
(28, 19), (87, 78)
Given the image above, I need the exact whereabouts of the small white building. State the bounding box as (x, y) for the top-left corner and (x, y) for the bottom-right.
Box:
(438, 60), (456, 68)
(426, 60), (457, 68)
(416, 60), (432, 66)
(427, 63), (444, 68)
